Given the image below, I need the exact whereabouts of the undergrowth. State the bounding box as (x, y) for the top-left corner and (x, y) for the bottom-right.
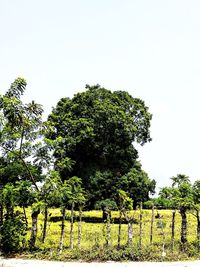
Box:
(11, 242), (200, 262)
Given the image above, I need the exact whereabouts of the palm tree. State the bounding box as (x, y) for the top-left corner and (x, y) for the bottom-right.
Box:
(171, 174), (190, 188)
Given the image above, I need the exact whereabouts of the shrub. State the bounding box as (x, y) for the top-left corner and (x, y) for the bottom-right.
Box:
(0, 214), (27, 253)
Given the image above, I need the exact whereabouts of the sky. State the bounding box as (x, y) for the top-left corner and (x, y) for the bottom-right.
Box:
(1, 0), (200, 192)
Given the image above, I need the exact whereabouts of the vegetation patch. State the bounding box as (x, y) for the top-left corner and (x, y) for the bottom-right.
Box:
(0, 78), (200, 261)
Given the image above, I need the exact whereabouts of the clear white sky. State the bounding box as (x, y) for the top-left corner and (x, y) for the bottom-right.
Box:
(1, 0), (200, 192)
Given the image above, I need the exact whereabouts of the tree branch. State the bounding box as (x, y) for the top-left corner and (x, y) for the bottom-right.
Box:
(1, 144), (39, 191)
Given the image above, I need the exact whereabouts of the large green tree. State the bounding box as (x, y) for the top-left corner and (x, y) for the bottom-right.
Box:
(46, 84), (155, 208)
(119, 166), (156, 208)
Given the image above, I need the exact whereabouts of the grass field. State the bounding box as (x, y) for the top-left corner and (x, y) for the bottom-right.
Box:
(13, 207), (200, 261)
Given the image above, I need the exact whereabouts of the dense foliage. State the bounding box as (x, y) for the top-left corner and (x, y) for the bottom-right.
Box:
(46, 84), (155, 208)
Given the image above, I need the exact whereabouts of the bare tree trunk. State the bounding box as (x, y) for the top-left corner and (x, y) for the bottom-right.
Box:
(128, 220), (133, 246)
(59, 207), (66, 251)
(122, 210), (133, 247)
(196, 210), (200, 251)
(139, 201), (143, 250)
(78, 206), (82, 249)
(117, 210), (122, 249)
(29, 208), (40, 249)
(180, 208), (187, 249)
(42, 206), (48, 243)
(160, 217), (166, 257)
(70, 202), (74, 249)
(106, 212), (111, 247)
(171, 210), (176, 251)
(150, 205), (154, 247)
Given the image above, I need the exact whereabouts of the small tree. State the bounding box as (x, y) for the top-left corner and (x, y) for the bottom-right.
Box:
(67, 176), (86, 249)
(192, 180), (200, 249)
(76, 186), (86, 249)
(95, 199), (117, 247)
(0, 213), (27, 253)
(0, 183), (27, 253)
(40, 171), (61, 243)
(170, 174), (194, 248)
(59, 181), (70, 251)
(118, 167), (156, 209)
(16, 180), (34, 228)
(117, 190), (134, 247)
(58, 176), (85, 250)
(158, 186), (176, 250)
(2, 183), (18, 219)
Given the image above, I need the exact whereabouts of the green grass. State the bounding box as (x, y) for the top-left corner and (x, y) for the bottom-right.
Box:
(13, 208), (200, 261)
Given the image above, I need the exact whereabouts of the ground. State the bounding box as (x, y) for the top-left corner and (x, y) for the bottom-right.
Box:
(1, 259), (200, 267)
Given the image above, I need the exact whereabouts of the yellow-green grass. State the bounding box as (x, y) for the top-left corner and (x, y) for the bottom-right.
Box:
(12, 207), (200, 261)
(20, 208), (198, 252)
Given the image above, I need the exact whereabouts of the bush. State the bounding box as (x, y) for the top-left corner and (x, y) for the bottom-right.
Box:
(0, 214), (27, 253)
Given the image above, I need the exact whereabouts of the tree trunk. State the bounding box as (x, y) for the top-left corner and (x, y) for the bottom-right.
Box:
(196, 210), (200, 251)
(5, 204), (14, 219)
(102, 208), (111, 222)
(160, 217), (166, 256)
(29, 208), (40, 249)
(180, 208), (187, 247)
(139, 201), (143, 250)
(42, 206), (48, 243)
(103, 208), (107, 221)
(150, 205), (154, 247)
(128, 220), (133, 246)
(106, 212), (111, 247)
(59, 207), (66, 251)
(117, 210), (122, 249)
(171, 210), (176, 251)
(0, 204), (3, 226)
(23, 205), (28, 228)
(78, 206), (82, 249)
(70, 202), (74, 249)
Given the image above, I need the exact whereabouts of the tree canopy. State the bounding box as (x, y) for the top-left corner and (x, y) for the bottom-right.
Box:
(46, 84), (155, 208)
